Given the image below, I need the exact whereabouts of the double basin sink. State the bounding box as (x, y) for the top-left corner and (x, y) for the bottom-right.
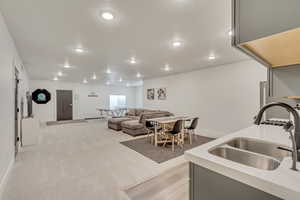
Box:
(209, 138), (291, 171)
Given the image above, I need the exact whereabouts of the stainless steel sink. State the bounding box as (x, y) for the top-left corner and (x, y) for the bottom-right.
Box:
(210, 147), (280, 170)
(226, 137), (291, 161)
(208, 137), (291, 171)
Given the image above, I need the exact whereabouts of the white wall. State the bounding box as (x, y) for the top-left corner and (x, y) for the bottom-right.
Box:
(135, 86), (144, 108)
(30, 80), (139, 122)
(143, 60), (267, 138)
(0, 13), (29, 191)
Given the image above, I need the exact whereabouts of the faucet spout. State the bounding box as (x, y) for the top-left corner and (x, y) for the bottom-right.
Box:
(254, 102), (300, 163)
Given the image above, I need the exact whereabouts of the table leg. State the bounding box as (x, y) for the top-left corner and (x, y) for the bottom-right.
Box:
(182, 121), (185, 145)
(154, 122), (158, 147)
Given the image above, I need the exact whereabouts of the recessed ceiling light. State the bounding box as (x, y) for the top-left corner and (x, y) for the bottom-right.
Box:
(64, 63), (71, 68)
(163, 64), (171, 72)
(106, 68), (112, 74)
(74, 47), (85, 54)
(136, 72), (142, 78)
(53, 77), (58, 81)
(228, 30), (233, 36)
(172, 41), (182, 47)
(129, 57), (137, 64)
(83, 78), (88, 84)
(119, 77), (123, 82)
(208, 55), (216, 60)
(57, 71), (63, 76)
(91, 73), (97, 80)
(102, 12), (114, 20)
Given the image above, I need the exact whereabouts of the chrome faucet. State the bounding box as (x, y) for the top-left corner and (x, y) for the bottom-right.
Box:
(254, 102), (300, 171)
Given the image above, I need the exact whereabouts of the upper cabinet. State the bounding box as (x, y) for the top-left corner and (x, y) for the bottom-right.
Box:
(232, 0), (300, 68)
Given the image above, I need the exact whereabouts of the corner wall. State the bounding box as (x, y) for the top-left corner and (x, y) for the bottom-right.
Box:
(0, 12), (29, 192)
(143, 60), (267, 138)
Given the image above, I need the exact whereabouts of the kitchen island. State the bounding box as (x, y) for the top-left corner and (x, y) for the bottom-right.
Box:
(185, 125), (300, 200)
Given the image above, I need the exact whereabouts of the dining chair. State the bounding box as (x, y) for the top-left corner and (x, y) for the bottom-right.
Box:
(145, 121), (162, 144)
(185, 117), (199, 144)
(164, 120), (184, 151)
(145, 120), (155, 143)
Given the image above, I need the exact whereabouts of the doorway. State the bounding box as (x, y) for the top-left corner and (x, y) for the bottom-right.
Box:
(14, 68), (19, 157)
(56, 90), (73, 121)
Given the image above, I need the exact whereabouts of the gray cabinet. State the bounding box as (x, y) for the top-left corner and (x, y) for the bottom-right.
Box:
(232, 0), (300, 68)
(189, 162), (282, 200)
(233, 0), (300, 44)
(232, 0), (300, 114)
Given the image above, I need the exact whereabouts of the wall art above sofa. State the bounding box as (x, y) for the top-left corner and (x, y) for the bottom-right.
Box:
(147, 88), (155, 100)
(157, 88), (167, 100)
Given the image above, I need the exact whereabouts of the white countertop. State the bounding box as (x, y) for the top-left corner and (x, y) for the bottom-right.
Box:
(184, 124), (300, 200)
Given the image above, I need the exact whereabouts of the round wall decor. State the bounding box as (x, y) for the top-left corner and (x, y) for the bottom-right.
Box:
(32, 89), (51, 104)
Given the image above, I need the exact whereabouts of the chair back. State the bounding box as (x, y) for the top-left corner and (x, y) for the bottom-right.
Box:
(190, 118), (199, 130)
(173, 120), (183, 134)
(145, 120), (154, 128)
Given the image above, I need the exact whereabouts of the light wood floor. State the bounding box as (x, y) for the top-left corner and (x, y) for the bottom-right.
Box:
(125, 163), (189, 200)
(1, 120), (187, 200)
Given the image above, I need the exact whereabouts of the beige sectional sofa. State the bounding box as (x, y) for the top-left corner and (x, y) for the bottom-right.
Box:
(107, 108), (173, 136)
(107, 108), (150, 131)
(107, 117), (135, 131)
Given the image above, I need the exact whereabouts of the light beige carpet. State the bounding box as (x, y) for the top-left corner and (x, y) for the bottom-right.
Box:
(2, 120), (186, 200)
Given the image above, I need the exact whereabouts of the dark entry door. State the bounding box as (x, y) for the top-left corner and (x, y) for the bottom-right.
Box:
(56, 90), (73, 121)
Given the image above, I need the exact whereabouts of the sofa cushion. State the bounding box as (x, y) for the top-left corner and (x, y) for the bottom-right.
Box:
(121, 120), (144, 129)
(128, 116), (140, 120)
(139, 111), (174, 124)
(122, 127), (147, 137)
(108, 117), (132, 124)
(127, 109), (136, 116)
(108, 122), (122, 131)
(134, 108), (148, 116)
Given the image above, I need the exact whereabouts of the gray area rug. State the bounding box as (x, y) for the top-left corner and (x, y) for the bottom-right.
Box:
(46, 119), (88, 126)
(121, 135), (214, 163)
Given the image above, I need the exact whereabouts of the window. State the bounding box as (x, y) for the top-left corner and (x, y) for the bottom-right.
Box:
(109, 95), (126, 110)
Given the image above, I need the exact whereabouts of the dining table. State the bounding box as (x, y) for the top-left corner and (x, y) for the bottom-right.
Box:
(146, 116), (194, 147)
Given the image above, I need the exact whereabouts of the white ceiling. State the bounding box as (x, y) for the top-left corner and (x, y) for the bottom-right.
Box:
(0, 0), (248, 85)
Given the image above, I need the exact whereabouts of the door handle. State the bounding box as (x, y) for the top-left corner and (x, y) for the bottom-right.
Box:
(69, 104), (73, 106)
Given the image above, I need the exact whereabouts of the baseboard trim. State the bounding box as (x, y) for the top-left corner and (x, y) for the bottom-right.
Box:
(0, 157), (15, 198)
(84, 117), (103, 120)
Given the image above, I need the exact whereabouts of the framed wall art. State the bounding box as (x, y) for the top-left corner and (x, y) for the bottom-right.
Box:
(157, 88), (167, 100)
(147, 88), (155, 100)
